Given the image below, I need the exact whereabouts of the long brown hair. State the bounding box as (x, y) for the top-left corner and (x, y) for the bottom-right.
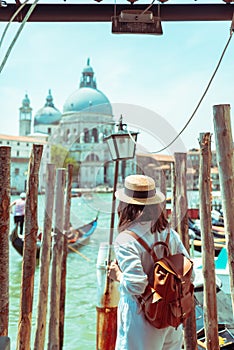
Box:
(117, 201), (168, 233)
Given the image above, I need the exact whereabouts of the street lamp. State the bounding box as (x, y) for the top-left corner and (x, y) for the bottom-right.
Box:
(104, 115), (138, 161)
(96, 116), (138, 350)
(104, 115), (138, 261)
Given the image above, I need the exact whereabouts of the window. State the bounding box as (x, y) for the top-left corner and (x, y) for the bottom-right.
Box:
(17, 151), (19, 156)
(84, 128), (89, 143)
(15, 168), (19, 175)
(92, 128), (98, 143)
(17, 142), (20, 146)
(86, 153), (99, 162)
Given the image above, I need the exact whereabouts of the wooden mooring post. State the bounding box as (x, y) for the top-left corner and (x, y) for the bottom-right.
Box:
(173, 152), (197, 350)
(33, 164), (56, 350)
(59, 164), (73, 350)
(199, 132), (219, 350)
(17, 144), (43, 350)
(213, 104), (234, 314)
(48, 168), (66, 350)
(0, 147), (11, 340)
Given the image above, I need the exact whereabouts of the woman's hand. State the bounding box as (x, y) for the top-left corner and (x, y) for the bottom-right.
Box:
(108, 260), (122, 283)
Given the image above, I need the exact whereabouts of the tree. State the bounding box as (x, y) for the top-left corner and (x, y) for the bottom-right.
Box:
(51, 145), (79, 177)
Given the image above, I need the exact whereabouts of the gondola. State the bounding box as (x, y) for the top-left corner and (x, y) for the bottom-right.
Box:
(10, 223), (41, 259)
(67, 214), (98, 251)
(10, 214), (98, 258)
(189, 217), (226, 257)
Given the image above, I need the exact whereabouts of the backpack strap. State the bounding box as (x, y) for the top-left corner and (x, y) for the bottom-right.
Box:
(125, 225), (171, 263)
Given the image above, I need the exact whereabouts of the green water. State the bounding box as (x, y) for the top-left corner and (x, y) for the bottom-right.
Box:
(9, 193), (115, 350)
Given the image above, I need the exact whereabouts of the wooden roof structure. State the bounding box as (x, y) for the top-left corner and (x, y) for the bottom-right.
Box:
(0, 3), (234, 23)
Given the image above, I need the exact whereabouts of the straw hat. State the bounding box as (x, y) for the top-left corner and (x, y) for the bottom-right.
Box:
(20, 192), (26, 199)
(115, 175), (165, 205)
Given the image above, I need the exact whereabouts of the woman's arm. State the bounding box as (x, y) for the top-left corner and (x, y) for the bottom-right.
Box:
(114, 235), (148, 295)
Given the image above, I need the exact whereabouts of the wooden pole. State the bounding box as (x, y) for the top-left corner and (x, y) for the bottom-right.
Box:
(174, 152), (197, 350)
(17, 144), (43, 350)
(199, 132), (219, 350)
(213, 104), (234, 313)
(48, 168), (66, 350)
(0, 146), (11, 337)
(59, 164), (73, 350)
(33, 164), (56, 350)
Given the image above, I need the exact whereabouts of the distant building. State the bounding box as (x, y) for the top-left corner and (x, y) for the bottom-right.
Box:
(136, 148), (221, 194)
(34, 89), (62, 136)
(2, 59), (136, 192)
(51, 58), (117, 187)
(0, 134), (48, 193)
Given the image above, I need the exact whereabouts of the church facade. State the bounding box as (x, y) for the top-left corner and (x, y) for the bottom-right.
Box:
(15, 59), (136, 190)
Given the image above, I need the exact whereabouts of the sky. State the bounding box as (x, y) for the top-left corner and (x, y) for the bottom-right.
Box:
(0, 0), (234, 156)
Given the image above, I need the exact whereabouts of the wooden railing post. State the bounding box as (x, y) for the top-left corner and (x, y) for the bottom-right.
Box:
(0, 146), (11, 337)
(59, 164), (73, 349)
(17, 144), (43, 350)
(213, 104), (234, 314)
(199, 132), (219, 350)
(174, 152), (197, 350)
(34, 164), (56, 350)
(48, 168), (66, 350)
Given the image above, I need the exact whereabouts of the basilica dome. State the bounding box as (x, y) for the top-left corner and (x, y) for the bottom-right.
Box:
(63, 59), (112, 115)
(34, 90), (61, 126)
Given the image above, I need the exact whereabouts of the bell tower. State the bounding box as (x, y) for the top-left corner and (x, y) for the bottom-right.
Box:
(19, 93), (32, 136)
(79, 58), (97, 89)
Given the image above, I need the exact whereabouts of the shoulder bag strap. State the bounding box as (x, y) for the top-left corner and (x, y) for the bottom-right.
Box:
(125, 225), (171, 262)
(125, 230), (158, 261)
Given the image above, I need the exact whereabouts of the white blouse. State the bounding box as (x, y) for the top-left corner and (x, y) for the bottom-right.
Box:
(113, 221), (191, 350)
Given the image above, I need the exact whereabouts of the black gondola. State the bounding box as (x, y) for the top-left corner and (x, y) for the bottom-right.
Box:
(189, 217), (226, 257)
(10, 214), (98, 258)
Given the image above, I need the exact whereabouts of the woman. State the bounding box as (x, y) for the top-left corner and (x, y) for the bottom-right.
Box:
(109, 174), (192, 350)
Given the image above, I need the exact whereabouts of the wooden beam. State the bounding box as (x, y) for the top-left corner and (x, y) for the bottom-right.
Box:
(0, 4), (234, 23)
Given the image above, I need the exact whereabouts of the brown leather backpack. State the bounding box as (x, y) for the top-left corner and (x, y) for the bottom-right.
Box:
(127, 229), (194, 329)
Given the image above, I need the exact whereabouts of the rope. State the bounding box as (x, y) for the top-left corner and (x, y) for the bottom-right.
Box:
(152, 20), (234, 154)
(0, 0), (29, 49)
(0, 0), (39, 74)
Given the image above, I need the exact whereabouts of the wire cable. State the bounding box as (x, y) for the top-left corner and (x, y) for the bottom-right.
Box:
(0, 0), (29, 49)
(0, 0), (39, 75)
(152, 23), (234, 154)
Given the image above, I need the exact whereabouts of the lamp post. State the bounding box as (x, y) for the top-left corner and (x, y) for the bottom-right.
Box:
(96, 116), (138, 350)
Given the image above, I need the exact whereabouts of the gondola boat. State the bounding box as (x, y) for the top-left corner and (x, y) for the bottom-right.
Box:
(67, 214), (98, 251)
(10, 214), (98, 258)
(10, 223), (41, 259)
(189, 217), (226, 257)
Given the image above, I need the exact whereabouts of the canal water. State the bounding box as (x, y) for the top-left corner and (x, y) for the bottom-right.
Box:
(8, 190), (221, 349)
(9, 193), (115, 350)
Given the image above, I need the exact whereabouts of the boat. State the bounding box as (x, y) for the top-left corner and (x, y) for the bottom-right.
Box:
(189, 217), (226, 257)
(10, 214), (98, 258)
(67, 214), (98, 251)
(10, 223), (41, 259)
(194, 260), (233, 349)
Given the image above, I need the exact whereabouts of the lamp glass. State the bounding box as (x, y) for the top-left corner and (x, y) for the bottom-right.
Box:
(105, 132), (138, 160)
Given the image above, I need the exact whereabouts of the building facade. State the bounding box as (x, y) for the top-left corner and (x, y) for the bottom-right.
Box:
(3, 59), (136, 192)
(0, 134), (48, 193)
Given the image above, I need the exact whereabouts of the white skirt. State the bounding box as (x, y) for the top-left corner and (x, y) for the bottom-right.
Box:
(115, 294), (183, 350)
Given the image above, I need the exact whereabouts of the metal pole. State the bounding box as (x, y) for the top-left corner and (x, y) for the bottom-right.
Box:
(107, 160), (119, 267)
(96, 160), (119, 350)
